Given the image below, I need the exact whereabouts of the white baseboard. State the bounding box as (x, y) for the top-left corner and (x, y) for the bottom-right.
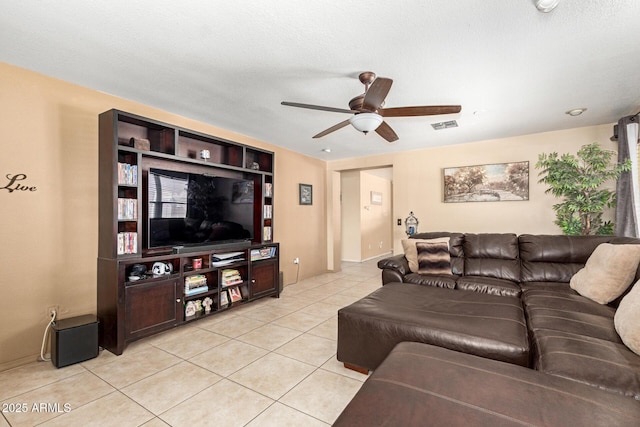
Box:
(342, 251), (393, 263)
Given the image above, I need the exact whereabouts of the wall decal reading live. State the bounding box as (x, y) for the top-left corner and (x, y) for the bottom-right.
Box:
(1, 173), (37, 193)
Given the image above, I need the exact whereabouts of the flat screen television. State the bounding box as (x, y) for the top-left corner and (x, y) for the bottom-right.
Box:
(147, 168), (254, 249)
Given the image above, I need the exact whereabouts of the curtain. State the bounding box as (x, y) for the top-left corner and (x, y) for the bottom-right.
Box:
(615, 115), (640, 237)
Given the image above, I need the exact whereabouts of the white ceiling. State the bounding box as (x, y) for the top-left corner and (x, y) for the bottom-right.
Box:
(2, 1), (639, 160)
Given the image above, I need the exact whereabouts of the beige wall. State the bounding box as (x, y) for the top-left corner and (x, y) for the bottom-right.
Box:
(340, 171), (361, 261)
(0, 63), (327, 369)
(328, 124), (618, 256)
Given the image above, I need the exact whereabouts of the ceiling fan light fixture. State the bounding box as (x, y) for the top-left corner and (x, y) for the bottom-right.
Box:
(350, 113), (383, 134)
(534, 0), (559, 12)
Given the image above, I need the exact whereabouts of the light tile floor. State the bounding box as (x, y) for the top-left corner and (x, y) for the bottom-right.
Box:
(0, 258), (385, 427)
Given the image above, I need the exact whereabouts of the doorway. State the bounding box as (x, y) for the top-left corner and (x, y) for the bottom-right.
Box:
(340, 167), (393, 262)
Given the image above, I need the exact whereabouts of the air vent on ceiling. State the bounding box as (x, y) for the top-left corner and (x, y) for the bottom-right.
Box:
(431, 120), (458, 130)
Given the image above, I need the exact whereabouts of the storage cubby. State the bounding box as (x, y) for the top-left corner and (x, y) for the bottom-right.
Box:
(246, 148), (273, 173)
(177, 131), (243, 167)
(98, 109), (280, 355)
(117, 115), (176, 155)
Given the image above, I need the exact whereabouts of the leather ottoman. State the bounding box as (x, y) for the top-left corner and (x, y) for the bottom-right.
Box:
(337, 283), (529, 371)
(334, 342), (640, 427)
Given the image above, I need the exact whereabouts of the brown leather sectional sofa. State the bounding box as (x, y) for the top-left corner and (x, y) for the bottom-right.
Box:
(335, 233), (640, 425)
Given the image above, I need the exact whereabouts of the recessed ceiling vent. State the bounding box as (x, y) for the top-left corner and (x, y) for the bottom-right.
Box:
(431, 120), (458, 130)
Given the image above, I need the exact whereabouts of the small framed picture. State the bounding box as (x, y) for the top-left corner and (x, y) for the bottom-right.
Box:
(299, 183), (312, 205)
(220, 290), (229, 307)
(228, 286), (242, 303)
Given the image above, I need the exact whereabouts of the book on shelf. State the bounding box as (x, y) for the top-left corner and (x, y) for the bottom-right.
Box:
(221, 269), (243, 287)
(263, 204), (272, 219)
(184, 286), (209, 296)
(264, 183), (273, 197)
(263, 226), (272, 242)
(117, 163), (138, 186)
(185, 274), (208, 290)
(117, 232), (137, 255)
(117, 198), (138, 220)
(250, 246), (277, 261)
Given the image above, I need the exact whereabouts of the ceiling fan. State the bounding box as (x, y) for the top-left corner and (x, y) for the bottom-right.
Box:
(281, 71), (461, 143)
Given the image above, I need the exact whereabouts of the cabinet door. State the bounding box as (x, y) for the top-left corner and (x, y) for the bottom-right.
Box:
(125, 279), (180, 340)
(250, 261), (278, 299)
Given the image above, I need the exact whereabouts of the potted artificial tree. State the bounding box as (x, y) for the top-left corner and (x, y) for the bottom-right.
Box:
(536, 142), (631, 235)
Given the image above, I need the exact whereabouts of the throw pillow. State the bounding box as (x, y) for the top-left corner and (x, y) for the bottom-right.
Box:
(416, 241), (452, 275)
(569, 243), (640, 304)
(614, 280), (640, 356)
(402, 237), (450, 273)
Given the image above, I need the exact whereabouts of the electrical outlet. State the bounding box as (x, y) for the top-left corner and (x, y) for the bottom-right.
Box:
(46, 305), (59, 318)
(293, 257), (300, 264)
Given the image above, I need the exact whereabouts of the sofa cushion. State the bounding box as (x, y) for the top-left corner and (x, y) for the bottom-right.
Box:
(334, 342), (640, 427)
(530, 328), (640, 399)
(520, 281), (576, 295)
(403, 273), (457, 289)
(522, 289), (616, 318)
(615, 280), (640, 356)
(416, 241), (452, 275)
(525, 306), (621, 343)
(337, 283), (529, 371)
(456, 276), (521, 298)
(463, 233), (520, 282)
(519, 234), (613, 284)
(402, 237), (450, 273)
(570, 243), (640, 304)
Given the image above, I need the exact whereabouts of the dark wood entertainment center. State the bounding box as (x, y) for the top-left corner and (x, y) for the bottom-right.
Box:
(97, 109), (279, 355)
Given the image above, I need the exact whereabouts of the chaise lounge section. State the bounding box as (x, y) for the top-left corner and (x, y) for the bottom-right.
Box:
(336, 232), (640, 425)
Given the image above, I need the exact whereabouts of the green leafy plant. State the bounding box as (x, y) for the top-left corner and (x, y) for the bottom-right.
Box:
(536, 142), (631, 235)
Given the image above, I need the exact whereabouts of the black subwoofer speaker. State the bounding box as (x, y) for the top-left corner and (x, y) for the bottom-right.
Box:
(51, 314), (99, 368)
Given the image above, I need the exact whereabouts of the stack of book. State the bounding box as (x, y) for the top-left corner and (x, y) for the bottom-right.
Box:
(221, 269), (243, 288)
(250, 246), (277, 261)
(263, 204), (272, 219)
(117, 162), (138, 186)
(117, 232), (137, 255)
(185, 274), (208, 296)
(264, 183), (273, 197)
(117, 198), (138, 220)
(263, 226), (272, 241)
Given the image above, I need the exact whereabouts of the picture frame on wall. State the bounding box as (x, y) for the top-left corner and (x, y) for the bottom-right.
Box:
(299, 183), (313, 205)
(443, 161), (529, 203)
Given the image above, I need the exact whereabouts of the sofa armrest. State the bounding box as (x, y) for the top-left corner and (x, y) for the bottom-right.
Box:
(378, 255), (410, 285)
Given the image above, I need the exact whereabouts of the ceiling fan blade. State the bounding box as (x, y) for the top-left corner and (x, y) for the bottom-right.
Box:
(375, 121), (399, 143)
(313, 120), (351, 138)
(379, 105), (462, 117)
(362, 77), (393, 112)
(281, 101), (358, 114)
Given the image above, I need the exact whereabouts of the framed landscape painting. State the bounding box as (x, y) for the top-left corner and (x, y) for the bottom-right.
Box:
(443, 161), (529, 203)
